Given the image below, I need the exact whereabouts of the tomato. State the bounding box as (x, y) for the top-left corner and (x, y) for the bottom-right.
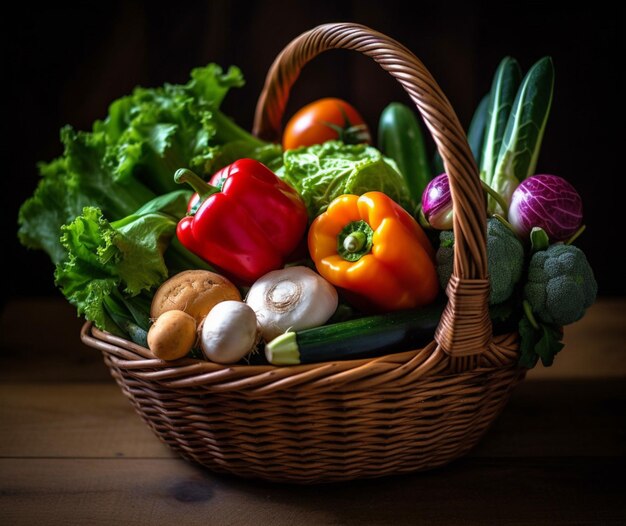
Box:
(282, 98), (371, 150)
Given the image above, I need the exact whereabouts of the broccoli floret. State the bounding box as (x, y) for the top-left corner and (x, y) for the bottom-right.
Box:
(525, 244), (597, 326)
(436, 218), (524, 304)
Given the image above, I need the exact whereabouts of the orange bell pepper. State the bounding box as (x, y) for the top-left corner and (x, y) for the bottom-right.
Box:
(308, 191), (439, 312)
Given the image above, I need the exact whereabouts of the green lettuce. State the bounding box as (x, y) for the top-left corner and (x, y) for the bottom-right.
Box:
(96, 63), (272, 193)
(18, 64), (277, 266)
(279, 141), (413, 219)
(54, 207), (169, 335)
(54, 191), (207, 336)
(18, 128), (156, 265)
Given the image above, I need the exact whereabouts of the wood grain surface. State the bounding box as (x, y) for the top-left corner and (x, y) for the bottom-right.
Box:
(0, 298), (624, 525)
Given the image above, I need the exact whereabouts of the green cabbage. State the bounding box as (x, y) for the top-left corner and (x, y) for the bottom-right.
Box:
(279, 141), (414, 219)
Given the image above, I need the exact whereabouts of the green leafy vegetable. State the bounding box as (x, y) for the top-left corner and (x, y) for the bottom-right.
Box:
(518, 316), (564, 368)
(131, 188), (192, 218)
(191, 140), (282, 175)
(279, 140), (413, 219)
(18, 64), (274, 265)
(480, 57), (522, 210)
(54, 191), (210, 336)
(491, 57), (555, 212)
(18, 128), (156, 265)
(96, 63), (264, 192)
(54, 207), (174, 335)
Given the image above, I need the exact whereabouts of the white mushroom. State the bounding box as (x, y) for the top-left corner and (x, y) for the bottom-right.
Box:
(245, 266), (338, 341)
(200, 301), (258, 364)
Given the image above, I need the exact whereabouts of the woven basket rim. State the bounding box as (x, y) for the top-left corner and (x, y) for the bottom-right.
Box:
(81, 322), (521, 396)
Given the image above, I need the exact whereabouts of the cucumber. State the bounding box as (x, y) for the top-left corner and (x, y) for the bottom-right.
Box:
(265, 301), (521, 365)
(378, 102), (432, 204)
(265, 303), (444, 365)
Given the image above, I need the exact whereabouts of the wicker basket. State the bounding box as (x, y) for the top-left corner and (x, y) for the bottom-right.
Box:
(81, 22), (525, 484)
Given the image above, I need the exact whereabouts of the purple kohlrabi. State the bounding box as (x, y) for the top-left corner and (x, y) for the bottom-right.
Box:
(508, 174), (583, 241)
(421, 173), (453, 230)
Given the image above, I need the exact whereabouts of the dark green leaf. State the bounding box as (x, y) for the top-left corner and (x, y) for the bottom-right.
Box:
(517, 315), (564, 369)
(190, 141), (282, 175)
(18, 130), (155, 265)
(536, 324), (565, 367)
(133, 189), (191, 219)
(518, 316), (540, 368)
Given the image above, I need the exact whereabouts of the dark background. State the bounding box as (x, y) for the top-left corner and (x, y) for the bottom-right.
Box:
(3, 1), (622, 305)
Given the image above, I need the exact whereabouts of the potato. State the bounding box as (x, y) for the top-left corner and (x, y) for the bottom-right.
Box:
(147, 310), (197, 361)
(150, 270), (241, 323)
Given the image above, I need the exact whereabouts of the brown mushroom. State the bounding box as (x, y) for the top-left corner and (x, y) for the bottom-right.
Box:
(150, 270), (241, 323)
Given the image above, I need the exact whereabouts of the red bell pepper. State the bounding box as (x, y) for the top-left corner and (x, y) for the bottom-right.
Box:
(175, 159), (308, 284)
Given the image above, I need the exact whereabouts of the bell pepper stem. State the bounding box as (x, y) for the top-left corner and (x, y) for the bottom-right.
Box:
(174, 169), (221, 199)
(337, 220), (374, 262)
(343, 231), (367, 253)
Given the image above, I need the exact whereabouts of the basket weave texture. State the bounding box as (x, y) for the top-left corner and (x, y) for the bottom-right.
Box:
(81, 23), (525, 483)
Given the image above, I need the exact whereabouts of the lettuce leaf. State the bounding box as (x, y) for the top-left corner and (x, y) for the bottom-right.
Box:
(96, 64), (262, 194)
(279, 141), (413, 219)
(18, 64), (271, 265)
(53, 190), (214, 336)
(18, 128), (156, 265)
(54, 204), (180, 335)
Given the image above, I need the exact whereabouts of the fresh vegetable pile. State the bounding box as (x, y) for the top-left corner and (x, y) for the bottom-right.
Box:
(18, 57), (596, 369)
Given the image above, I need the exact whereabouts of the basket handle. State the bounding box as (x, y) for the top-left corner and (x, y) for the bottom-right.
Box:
(253, 23), (491, 357)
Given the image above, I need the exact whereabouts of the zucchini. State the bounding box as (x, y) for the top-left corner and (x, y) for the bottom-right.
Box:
(265, 301), (521, 365)
(378, 102), (431, 204)
(265, 303), (444, 365)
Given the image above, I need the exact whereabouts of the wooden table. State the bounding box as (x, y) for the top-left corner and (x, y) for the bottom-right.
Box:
(1, 298), (624, 525)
